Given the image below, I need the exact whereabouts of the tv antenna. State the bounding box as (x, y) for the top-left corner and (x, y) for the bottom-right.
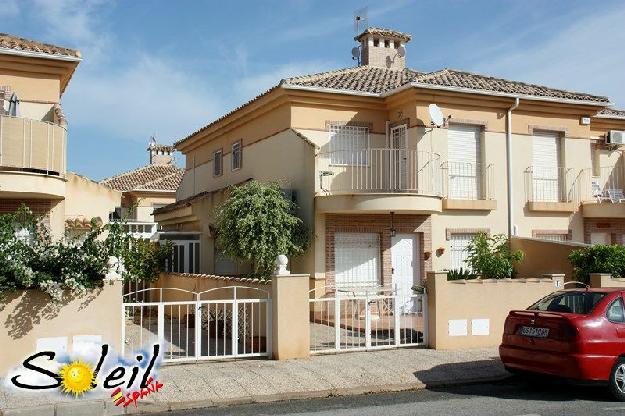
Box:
(353, 7), (368, 35)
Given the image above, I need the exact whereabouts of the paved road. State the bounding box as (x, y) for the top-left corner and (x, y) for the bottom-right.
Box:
(161, 377), (624, 416)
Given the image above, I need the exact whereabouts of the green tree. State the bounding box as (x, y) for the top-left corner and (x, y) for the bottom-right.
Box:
(465, 233), (524, 279)
(569, 244), (625, 284)
(215, 180), (309, 279)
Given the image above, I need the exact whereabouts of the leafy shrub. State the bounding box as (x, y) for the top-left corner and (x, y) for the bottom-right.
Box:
(569, 244), (625, 284)
(0, 204), (172, 299)
(215, 180), (309, 279)
(465, 233), (524, 279)
(446, 268), (478, 281)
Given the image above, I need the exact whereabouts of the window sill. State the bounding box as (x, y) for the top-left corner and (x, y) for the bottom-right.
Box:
(442, 199), (497, 211)
(527, 201), (575, 213)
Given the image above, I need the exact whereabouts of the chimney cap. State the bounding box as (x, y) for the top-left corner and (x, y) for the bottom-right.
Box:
(355, 27), (412, 43)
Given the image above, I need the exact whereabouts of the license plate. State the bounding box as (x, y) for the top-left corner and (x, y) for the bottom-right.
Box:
(519, 326), (550, 338)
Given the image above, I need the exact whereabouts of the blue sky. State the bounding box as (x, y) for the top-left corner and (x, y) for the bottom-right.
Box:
(2, 0), (625, 180)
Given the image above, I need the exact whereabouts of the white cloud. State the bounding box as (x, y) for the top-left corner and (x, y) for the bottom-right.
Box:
(470, 5), (625, 107)
(0, 0), (19, 18)
(63, 55), (222, 143)
(234, 60), (338, 102)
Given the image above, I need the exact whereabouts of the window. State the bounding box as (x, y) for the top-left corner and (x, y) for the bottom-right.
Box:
(214, 248), (237, 275)
(384, 39), (390, 48)
(607, 298), (625, 323)
(373, 38), (380, 47)
(231, 141), (242, 171)
(334, 232), (380, 289)
(532, 131), (562, 202)
(213, 150), (223, 176)
(450, 233), (475, 270)
(329, 124), (370, 165)
(591, 143), (601, 177)
(529, 291), (607, 315)
(394, 40), (400, 49)
(447, 124), (482, 199)
(162, 235), (201, 274)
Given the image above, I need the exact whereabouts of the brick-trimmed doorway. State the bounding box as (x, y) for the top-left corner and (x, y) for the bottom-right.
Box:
(324, 213), (432, 288)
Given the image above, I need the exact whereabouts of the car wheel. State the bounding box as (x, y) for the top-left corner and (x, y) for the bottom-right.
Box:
(609, 358), (625, 401)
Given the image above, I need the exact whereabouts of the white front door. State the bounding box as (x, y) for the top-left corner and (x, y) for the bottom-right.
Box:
(391, 234), (419, 312)
(334, 232), (380, 289)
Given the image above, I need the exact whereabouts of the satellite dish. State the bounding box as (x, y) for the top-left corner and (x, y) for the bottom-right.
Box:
(351, 47), (360, 60)
(396, 45), (405, 58)
(428, 104), (444, 127)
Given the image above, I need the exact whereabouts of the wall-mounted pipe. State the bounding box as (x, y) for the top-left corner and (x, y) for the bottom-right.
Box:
(507, 97), (520, 239)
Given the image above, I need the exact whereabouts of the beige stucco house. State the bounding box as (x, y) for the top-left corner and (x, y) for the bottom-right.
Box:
(0, 33), (121, 238)
(101, 140), (183, 240)
(155, 27), (625, 292)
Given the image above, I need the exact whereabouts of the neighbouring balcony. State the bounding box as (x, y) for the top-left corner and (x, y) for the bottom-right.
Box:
(579, 165), (625, 218)
(441, 162), (496, 210)
(122, 221), (158, 240)
(525, 166), (577, 212)
(318, 148), (442, 195)
(0, 114), (67, 176)
(316, 148), (443, 213)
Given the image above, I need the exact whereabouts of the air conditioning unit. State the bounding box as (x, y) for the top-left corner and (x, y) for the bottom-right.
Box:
(607, 130), (625, 145)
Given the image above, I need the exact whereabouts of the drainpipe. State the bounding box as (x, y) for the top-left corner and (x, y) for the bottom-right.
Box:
(506, 97), (520, 239)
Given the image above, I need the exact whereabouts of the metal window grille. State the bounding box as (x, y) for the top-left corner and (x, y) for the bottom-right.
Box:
(450, 233), (475, 270)
(232, 142), (242, 170)
(329, 125), (370, 165)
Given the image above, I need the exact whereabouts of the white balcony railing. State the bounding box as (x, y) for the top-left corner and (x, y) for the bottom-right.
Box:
(318, 148), (441, 195)
(578, 165), (625, 203)
(122, 222), (158, 240)
(525, 166), (578, 203)
(441, 162), (494, 200)
(0, 114), (67, 175)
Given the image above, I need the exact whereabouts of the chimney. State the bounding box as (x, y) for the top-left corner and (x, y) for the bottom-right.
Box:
(148, 137), (175, 165)
(355, 28), (411, 70)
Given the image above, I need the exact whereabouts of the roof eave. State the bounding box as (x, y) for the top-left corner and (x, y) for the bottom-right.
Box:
(0, 46), (81, 62)
(594, 114), (625, 121)
(382, 82), (611, 107)
(281, 83), (381, 97)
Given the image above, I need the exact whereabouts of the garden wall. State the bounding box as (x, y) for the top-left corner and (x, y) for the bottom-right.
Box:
(0, 280), (123, 376)
(426, 272), (563, 349)
(511, 236), (587, 281)
(590, 273), (625, 288)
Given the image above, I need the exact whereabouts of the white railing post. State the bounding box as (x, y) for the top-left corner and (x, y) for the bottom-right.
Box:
(120, 303), (126, 357)
(195, 293), (201, 359)
(393, 290), (400, 347)
(422, 293), (429, 346)
(365, 293), (372, 349)
(232, 287), (239, 356)
(157, 303), (165, 345)
(266, 298), (272, 357)
(334, 292), (340, 350)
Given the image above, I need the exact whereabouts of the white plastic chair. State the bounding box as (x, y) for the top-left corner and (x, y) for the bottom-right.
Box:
(592, 181), (609, 203)
(607, 189), (625, 203)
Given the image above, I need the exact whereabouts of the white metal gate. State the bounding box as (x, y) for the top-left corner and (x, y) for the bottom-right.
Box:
(122, 286), (271, 362)
(309, 286), (427, 353)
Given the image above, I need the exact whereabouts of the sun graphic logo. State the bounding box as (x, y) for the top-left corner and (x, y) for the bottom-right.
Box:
(58, 360), (95, 397)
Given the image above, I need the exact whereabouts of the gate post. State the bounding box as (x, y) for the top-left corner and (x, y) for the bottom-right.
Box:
(271, 255), (310, 360)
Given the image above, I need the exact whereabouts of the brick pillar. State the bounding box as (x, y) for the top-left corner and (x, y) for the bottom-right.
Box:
(425, 271), (448, 349)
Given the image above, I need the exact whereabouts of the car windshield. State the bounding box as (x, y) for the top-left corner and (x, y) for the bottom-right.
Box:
(528, 291), (608, 314)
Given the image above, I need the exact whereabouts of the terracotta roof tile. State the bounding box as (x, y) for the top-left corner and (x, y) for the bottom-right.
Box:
(0, 33), (81, 59)
(175, 65), (609, 148)
(597, 108), (625, 119)
(101, 164), (184, 192)
(355, 27), (412, 42)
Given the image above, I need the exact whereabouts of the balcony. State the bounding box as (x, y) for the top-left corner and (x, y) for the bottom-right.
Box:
(525, 166), (577, 212)
(316, 148), (443, 213)
(0, 115), (67, 198)
(579, 165), (625, 218)
(122, 221), (159, 240)
(441, 162), (496, 211)
(0, 115), (66, 175)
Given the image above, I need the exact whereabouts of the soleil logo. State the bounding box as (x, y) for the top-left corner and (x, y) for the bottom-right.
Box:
(10, 344), (162, 399)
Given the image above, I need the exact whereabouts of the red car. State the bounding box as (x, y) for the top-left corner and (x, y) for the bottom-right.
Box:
(500, 288), (625, 400)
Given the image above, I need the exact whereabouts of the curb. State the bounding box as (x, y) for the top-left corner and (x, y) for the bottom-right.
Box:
(1, 374), (509, 415)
